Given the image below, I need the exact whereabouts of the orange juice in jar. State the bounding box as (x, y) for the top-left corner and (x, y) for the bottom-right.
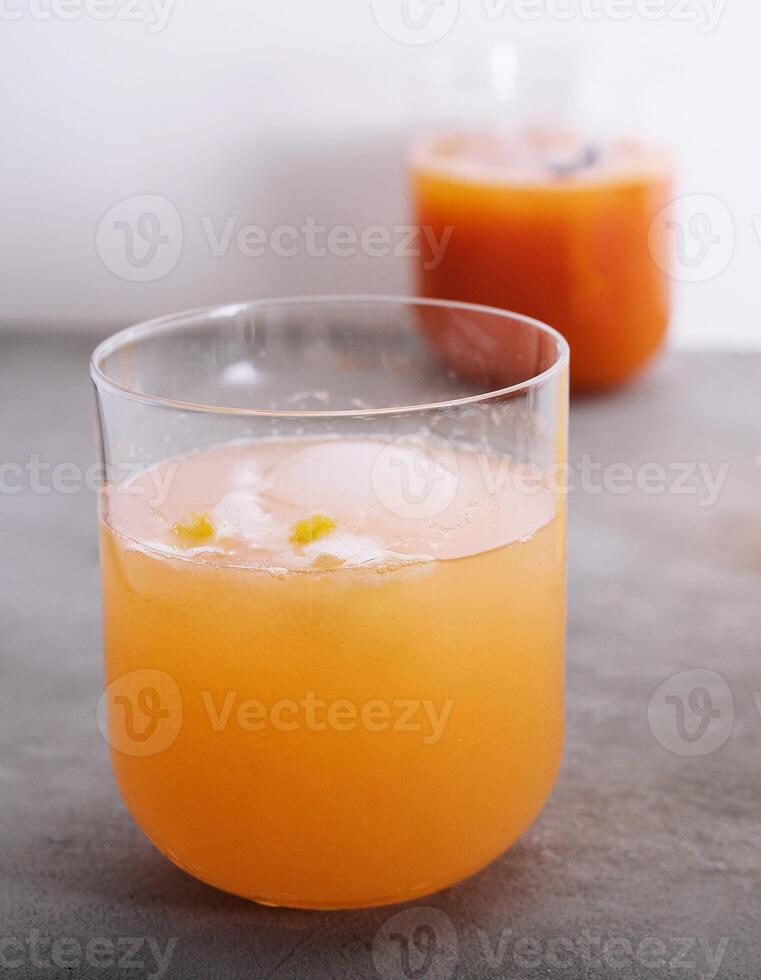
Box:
(409, 43), (675, 392)
(92, 297), (568, 909)
(412, 129), (673, 392)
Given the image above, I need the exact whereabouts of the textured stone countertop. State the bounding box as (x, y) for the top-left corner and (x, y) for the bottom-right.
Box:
(1, 336), (759, 979)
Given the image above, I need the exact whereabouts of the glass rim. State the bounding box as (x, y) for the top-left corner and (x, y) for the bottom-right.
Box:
(90, 295), (569, 419)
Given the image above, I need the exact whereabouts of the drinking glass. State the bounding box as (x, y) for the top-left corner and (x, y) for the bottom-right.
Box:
(92, 296), (569, 909)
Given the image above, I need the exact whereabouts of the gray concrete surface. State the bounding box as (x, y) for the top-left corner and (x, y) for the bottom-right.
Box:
(1, 336), (760, 979)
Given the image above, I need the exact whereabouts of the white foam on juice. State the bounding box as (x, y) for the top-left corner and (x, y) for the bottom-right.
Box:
(105, 437), (558, 572)
(412, 130), (673, 187)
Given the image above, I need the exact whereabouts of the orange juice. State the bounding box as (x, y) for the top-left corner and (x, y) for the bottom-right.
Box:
(412, 131), (673, 392)
(99, 436), (565, 908)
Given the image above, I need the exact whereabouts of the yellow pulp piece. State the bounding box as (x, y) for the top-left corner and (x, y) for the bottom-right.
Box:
(290, 514), (336, 546)
(172, 512), (216, 544)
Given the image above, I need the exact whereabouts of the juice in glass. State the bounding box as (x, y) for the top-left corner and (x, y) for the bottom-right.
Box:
(92, 297), (568, 909)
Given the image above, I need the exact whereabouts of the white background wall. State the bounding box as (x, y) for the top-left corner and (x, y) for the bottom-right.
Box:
(1, 0), (758, 347)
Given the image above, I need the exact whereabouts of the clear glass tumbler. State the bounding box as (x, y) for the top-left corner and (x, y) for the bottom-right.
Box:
(91, 296), (569, 909)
